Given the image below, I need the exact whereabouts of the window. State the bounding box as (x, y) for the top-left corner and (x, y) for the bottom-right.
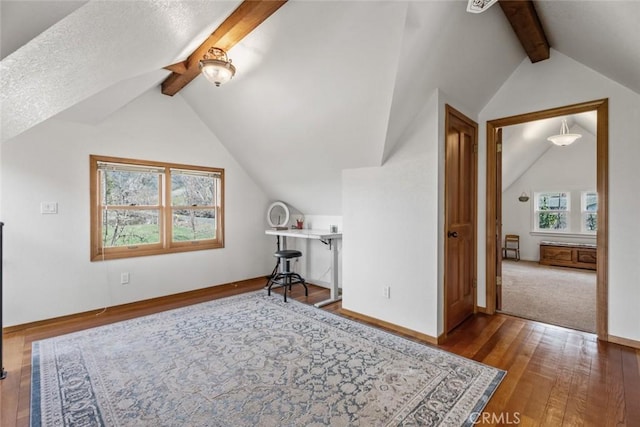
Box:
(90, 155), (224, 260)
(582, 191), (598, 233)
(534, 191), (569, 231)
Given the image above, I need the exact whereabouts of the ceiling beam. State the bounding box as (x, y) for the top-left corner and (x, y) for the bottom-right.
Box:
(161, 0), (287, 96)
(499, 0), (550, 63)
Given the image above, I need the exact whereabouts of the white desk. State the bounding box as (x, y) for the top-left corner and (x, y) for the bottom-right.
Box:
(265, 228), (342, 307)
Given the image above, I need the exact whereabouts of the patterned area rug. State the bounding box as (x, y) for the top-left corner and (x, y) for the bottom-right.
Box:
(31, 292), (504, 426)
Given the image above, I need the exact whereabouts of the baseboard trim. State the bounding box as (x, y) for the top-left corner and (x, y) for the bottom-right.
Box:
(304, 279), (330, 289)
(3, 277), (265, 334)
(476, 306), (489, 314)
(608, 334), (640, 350)
(339, 307), (439, 345)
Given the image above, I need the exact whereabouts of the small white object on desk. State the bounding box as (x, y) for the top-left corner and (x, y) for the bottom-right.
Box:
(265, 228), (342, 307)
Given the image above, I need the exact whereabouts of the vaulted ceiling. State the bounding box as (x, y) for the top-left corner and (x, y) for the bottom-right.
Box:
(2, 1), (638, 214)
(501, 111), (597, 192)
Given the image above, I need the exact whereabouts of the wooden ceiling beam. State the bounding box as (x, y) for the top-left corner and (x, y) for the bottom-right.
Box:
(498, 0), (550, 63)
(161, 0), (287, 96)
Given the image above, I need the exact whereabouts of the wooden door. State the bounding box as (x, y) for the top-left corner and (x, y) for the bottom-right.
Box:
(444, 106), (478, 333)
(495, 128), (503, 311)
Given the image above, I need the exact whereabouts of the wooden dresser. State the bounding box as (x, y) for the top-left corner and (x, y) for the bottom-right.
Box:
(539, 241), (597, 270)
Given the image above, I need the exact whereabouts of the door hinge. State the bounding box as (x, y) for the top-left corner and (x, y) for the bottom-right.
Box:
(473, 143), (478, 153)
(497, 143), (502, 153)
(473, 279), (477, 289)
(496, 276), (502, 286)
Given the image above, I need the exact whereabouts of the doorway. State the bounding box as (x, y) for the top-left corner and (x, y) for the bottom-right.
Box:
(485, 99), (608, 340)
(498, 112), (597, 333)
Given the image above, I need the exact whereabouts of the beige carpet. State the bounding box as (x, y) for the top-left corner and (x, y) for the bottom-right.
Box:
(501, 260), (596, 333)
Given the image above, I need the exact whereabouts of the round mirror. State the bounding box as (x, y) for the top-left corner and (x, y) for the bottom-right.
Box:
(267, 201), (290, 228)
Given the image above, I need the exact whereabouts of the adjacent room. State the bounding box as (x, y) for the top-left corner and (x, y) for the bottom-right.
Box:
(499, 113), (598, 333)
(1, 0), (639, 425)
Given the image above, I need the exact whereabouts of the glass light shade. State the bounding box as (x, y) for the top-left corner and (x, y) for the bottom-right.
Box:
(547, 119), (582, 146)
(199, 59), (236, 87)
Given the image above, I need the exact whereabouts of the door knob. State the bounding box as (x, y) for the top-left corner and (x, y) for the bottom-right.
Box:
(448, 231), (458, 238)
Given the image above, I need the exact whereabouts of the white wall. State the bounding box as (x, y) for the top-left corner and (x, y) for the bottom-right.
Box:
(1, 90), (272, 327)
(478, 49), (640, 342)
(502, 124), (597, 260)
(342, 90), (442, 337)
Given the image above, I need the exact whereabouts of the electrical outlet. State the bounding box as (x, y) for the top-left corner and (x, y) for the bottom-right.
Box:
(383, 286), (391, 299)
(40, 202), (58, 214)
(121, 272), (130, 285)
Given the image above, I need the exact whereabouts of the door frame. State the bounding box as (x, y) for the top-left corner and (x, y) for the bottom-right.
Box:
(485, 99), (608, 340)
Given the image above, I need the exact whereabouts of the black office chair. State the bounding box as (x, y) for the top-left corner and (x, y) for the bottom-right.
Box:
(267, 250), (307, 302)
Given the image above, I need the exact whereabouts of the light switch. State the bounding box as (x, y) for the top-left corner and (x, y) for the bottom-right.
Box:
(40, 202), (58, 214)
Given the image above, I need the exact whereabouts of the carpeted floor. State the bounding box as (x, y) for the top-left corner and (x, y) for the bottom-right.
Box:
(501, 260), (596, 333)
(31, 291), (505, 426)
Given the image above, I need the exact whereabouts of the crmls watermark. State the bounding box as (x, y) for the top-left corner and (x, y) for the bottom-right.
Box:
(469, 411), (521, 425)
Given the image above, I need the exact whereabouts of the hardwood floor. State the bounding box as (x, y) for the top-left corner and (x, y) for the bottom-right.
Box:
(2, 278), (639, 426)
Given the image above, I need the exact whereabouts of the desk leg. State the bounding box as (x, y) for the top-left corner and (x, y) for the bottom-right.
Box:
(314, 239), (341, 308)
(266, 235), (283, 287)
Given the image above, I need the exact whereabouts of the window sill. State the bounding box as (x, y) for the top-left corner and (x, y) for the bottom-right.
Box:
(530, 231), (596, 239)
(91, 241), (224, 261)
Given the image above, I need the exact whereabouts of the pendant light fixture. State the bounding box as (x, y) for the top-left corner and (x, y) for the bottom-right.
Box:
(547, 119), (582, 146)
(199, 47), (236, 87)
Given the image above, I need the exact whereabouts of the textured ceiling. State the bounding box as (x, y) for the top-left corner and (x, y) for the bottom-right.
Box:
(0, 1), (88, 59)
(0, 0), (241, 141)
(1, 1), (637, 214)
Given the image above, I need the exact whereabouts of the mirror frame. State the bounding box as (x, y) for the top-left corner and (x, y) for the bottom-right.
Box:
(267, 201), (290, 228)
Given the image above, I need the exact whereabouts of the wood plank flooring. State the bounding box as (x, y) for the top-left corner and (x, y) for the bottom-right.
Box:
(2, 278), (639, 426)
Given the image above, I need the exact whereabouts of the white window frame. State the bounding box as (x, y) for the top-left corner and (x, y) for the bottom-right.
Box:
(532, 191), (570, 233)
(581, 191), (598, 234)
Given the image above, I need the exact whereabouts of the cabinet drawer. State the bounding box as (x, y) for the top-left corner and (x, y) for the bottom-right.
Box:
(577, 250), (597, 264)
(541, 247), (572, 261)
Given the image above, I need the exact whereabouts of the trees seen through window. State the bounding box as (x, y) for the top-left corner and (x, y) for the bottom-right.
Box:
(90, 155), (224, 261)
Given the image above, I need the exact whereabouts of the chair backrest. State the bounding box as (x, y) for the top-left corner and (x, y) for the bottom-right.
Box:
(504, 234), (519, 248)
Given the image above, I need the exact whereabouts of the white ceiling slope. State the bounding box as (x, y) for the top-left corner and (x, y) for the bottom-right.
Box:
(0, 0), (241, 142)
(181, 1), (408, 214)
(536, 1), (640, 95)
(0, 1), (88, 59)
(383, 2), (524, 162)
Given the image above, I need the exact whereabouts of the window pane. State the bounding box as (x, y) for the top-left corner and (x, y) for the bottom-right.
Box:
(537, 192), (568, 211)
(102, 170), (159, 206)
(537, 212), (568, 230)
(584, 213), (597, 231)
(102, 209), (160, 247)
(171, 173), (215, 206)
(172, 209), (216, 241)
(584, 193), (597, 212)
